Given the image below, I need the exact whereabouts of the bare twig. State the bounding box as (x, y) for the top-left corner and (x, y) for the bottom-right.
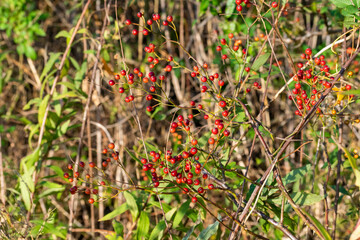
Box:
(68, 2), (112, 238)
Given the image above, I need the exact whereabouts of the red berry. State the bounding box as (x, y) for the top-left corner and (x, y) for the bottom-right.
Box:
(109, 80), (115, 86)
(132, 29), (139, 35)
(271, 2), (278, 8)
(190, 147), (198, 155)
(125, 19), (132, 25)
(191, 197), (198, 203)
(89, 162), (95, 168)
(88, 198), (95, 204)
(219, 100), (226, 108)
(208, 184), (214, 189)
(305, 48), (312, 55)
(167, 15), (173, 22)
(236, 5), (243, 11)
(208, 137), (215, 144)
(63, 173), (69, 178)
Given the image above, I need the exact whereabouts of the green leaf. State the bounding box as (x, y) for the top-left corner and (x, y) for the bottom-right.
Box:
(53, 91), (83, 100)
(341, 5), (359, 16)
(20, 179), (31, 210)
(330, 0), (354, 8)
(136, 211), (150, 239)
(225, 0), (236, 16)
(173, 200), (190, 228)
(149, 220), (166, 240)
(55, 30), (71, 39)
(21, 147), (40, 170)
(268, 192), (324, 206)
(99, 203), (128, 221)
(165, 207), (177, 221)
(343, 89), (360, 95)
(25, 45), (36, 60)
(199, 0), (209, 16)
(38, 95), (50, 126)
(252, 53), (271, 71)
(283, 164), (311, 185)
(38, 181), (65, 198)
(123, 192), (138, 219)
(40, 52), (62, 82)
(113, 220), (124, 236)
(196, 220), (220, 240)
(303, 209), (332, 240)
(343, 148), (360, 188)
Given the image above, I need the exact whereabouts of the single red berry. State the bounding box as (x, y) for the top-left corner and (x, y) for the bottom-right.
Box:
(192, 197), (198, 203)
(271, 2), (278, 8)
(79, 161), (85, 168)
(346, 85), (352, 90)
(147, 19), (153, 25)
(109, 80), (115, 86)
(219, 100), (226, 108)
(63, 173), (69, 178)
(203, 173), (208, 179)
(222, 110), (229, 117)
(212, 128), (219, 135)
(236, 5), (243, 11)
(208, 137), (215, 144)
(198, 187), (204, 193)
(167, 15), (173, 22)
(125, 19), (132, 25)
(132, 29), (139, 35)
(222, 54), (228, 60)
(190, 147), (198, 155)
(245, 67), (250, 72)
(147, 106), (153, 112)
(305, 48), (312, 55)
(208, 184), (214, 189)
(89, 162), (95, 168)
(88, 198), (95, 204)
(223, 129), (230, 136)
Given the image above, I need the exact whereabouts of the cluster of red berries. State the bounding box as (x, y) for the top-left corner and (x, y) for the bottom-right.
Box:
(140, 145), (215, 203)
(235, 0), (251, 12)
(64, 143), (120, 204)
(289, 48), (354, 116)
